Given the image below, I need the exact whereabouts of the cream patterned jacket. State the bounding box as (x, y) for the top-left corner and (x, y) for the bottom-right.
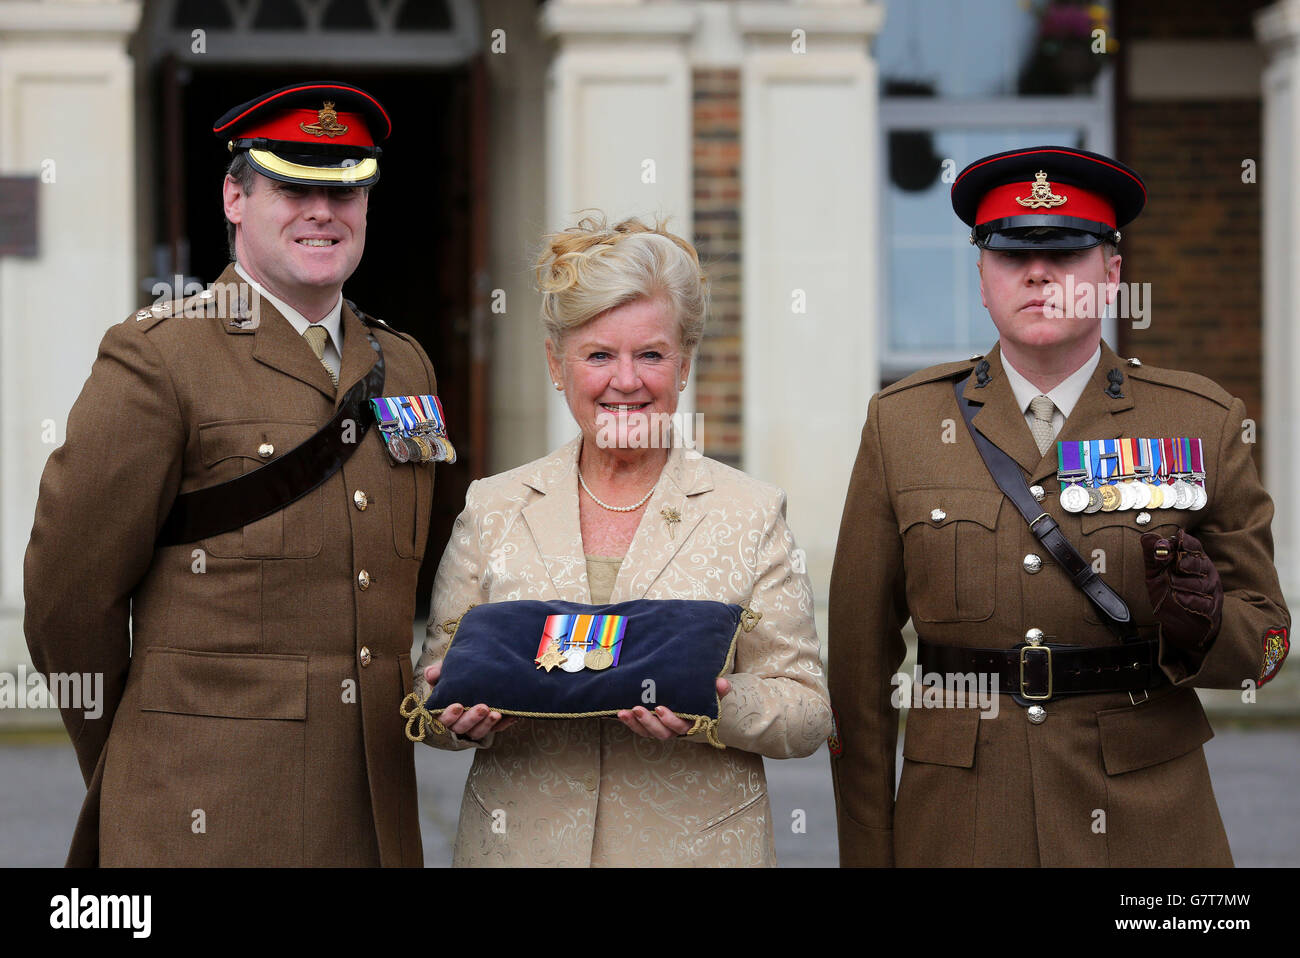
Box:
(413, 437), (831, 866)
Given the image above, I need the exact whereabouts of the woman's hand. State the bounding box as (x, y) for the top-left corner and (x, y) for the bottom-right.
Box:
(616, 677), (732, 739)
(423, 663), (518, 740)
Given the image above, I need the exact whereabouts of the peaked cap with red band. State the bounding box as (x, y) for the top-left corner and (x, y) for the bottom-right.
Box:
(951, 146), (1146, 251)
(214, 81), (391, 187)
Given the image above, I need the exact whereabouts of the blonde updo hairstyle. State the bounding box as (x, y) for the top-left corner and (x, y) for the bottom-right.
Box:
(536, 214), (709, 355)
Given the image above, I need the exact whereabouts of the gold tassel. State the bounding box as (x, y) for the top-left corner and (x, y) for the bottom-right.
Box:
(739, 607), (762, 633)
(399, 692), (446, 742)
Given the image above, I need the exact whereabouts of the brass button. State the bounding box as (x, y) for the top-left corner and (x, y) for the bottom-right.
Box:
(930, 508), (946, 522)
(1025, 628), (1045, 646)
(1023, 554), (1043, 574)
(1027, 705), (1047, 725)
(359, 646), (372, 667)
(258, 442), (274, 459)
(1029, 484), (1045, 502)
(357, 570), (372, 591)
(353, 490), (369, 511)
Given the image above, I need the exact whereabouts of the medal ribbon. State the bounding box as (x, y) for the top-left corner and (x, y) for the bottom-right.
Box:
(567, 614), (596, 652)
(537, 614), (574, 658)
(595, 614), (627, 666)
(1057, 441), (1084, 489)
(1190, 438), (1205, 485)
(1118, 437), (1136, 479)
(1093, 439), (1119, 483)
(1147, 438), (1164, 484)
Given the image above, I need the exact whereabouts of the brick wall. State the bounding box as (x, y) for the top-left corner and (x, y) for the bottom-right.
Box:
(692, 68), (743, 469)
(1119, 0), (1269, 468)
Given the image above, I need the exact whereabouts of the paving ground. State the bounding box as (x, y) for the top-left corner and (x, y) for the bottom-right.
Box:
(2, 722), (1296, 867)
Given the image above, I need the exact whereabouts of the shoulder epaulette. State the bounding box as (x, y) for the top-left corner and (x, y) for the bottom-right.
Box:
(1123, 360), (1234, 410)
(879, 357), (981, 399)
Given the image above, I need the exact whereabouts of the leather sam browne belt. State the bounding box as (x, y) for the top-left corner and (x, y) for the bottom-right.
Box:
(917, 637), (1168, 706)
(156, 333), (385, 546)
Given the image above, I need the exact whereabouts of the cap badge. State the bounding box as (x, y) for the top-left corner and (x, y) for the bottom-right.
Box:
(299, 101), (349, 138)
(1016, 170), (1067, 209)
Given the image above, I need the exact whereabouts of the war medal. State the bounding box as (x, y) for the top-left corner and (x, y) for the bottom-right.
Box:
(1057, 441), (1089, 513)
(368, 395), (458, 466)
(584, 615), (627, 671)
(1189, 437), (1208, 510)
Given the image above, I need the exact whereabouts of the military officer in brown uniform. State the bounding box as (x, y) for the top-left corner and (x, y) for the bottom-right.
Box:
(24, 82), (441, 866)
(829, 146), (1291, 867)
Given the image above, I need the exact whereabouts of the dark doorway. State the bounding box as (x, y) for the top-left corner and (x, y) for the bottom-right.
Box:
(156, 63), (484, 617)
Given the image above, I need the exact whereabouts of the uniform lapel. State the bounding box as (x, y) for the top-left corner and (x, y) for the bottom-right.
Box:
(610, 445), (712, 602)
(248, 282), (337, 400)
(964, 344), (1043, 477)
(520, 438), (589, 601)
(337, 302), (379, 407)
(1036, 340), (1135, 484)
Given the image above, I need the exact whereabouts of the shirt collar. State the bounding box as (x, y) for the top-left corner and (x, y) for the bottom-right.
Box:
(1000, 343), (1101, 419)
(234, 262), (343, 355)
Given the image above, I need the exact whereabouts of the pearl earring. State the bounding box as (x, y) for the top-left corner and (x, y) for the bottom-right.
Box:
(554, 382), (563, 391)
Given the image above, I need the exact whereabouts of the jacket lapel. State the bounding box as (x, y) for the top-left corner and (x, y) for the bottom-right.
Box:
(248, 284), (337, 400)
(520, 438), (589, 601)
(610, 445), (712, 602)
(336, 302), (380, 407)
(1036, 340), (1135, 484)
(964, 345), (1043, 477)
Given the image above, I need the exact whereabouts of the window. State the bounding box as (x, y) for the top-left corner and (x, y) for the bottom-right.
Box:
(877, 0), (1115, 380)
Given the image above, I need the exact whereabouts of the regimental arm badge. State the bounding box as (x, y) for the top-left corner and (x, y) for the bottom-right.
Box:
(300, 101), (350, 138)
(827, 708), (843, 758)
(1259, 627), (1290, 687)
(1016, 170), (1067, 209)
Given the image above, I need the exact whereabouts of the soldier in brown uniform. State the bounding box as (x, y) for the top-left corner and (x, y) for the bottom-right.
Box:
(24, 82), (441, 866)
(829, 146), (1291, 867)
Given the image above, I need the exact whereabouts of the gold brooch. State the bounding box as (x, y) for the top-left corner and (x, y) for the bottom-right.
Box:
(300, 101), (350, 138)
(1015, 170), (1067, 209)
(661, 506), (681, 539)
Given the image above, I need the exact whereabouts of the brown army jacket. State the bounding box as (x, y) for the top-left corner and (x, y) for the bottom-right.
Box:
(829, 340), (1290, 867)
(24, 264), (435, 866)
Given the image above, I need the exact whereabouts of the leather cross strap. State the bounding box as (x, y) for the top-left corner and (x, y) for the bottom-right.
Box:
(953, 375), (1139, 643)
(156, 334), (386, 546)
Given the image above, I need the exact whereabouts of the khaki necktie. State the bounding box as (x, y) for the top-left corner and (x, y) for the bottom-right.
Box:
(301, 325), (339, 387)
(1029, 394), (1056, 456)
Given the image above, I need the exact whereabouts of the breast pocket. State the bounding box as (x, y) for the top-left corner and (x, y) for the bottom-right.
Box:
(389, 459), (435, 559)
(1078, 506), (1185, 625)
(196, 419), (323, 559)
(896, 488), (1003, 623)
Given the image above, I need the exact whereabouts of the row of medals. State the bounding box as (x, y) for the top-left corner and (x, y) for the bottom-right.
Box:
(386, 427), (448, 464)
(1059, 476), (1207, 514)
(550, 643), (614, 672)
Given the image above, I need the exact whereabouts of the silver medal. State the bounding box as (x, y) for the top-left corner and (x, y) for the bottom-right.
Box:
(1061, 484), (1090, 513)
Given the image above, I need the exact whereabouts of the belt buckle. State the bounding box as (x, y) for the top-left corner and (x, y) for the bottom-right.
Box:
(1018, 645), (1053, 701)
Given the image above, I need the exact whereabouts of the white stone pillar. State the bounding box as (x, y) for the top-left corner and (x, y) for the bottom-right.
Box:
(0, 0), (142, 673)
(737, 0), (885, 621)
(1257, 0), (1300, 602)
(538, 0), (697, 451)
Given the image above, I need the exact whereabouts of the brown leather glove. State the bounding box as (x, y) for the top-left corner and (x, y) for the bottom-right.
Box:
(1140, 528), (1223, 653)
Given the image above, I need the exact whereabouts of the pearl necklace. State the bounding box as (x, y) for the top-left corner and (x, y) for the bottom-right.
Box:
(577, 467), (657, 512)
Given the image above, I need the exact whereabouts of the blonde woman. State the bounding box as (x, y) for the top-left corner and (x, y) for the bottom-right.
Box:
(413, 215), (830, 866)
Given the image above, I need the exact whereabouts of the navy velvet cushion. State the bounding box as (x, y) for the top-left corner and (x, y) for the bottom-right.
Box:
(403, 599), (755, 748)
